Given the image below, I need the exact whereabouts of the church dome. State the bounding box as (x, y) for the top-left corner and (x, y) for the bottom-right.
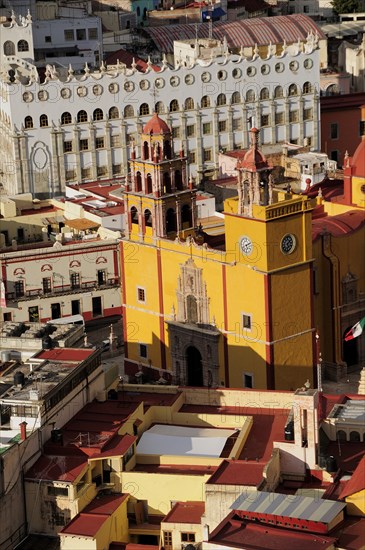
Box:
(351, 137), (365, 177)
(143, 113), (170, 135)
(237, 128), (269, 172)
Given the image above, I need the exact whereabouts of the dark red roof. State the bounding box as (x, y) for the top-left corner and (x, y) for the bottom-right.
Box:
(60, 494), (128, 537)
(339, 455), (365, 499)
(163, 501), (205, 524)
(312, 210), (365, 241)
(35, 348), (95, 362)
(25, 455), (87, 482)
(207, 459), (264, 486)
(350, 137), (365, 177)
(237, 128), (270, 172)
(105, 49), (160, 72)
(209, 512), (336, 549)
(330, 517), (365, 550)
(143, 113), (170, 135)
(110, 545), (159, 550)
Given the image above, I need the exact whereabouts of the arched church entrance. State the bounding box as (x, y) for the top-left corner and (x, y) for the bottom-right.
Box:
(343, 327), (358, 367)
(186, 346), (203, 386)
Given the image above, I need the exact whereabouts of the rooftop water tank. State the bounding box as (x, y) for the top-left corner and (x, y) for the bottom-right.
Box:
(14, 371), (25, 387)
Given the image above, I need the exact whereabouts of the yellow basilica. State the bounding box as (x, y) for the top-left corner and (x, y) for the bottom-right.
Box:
(120, 113), (365, 391)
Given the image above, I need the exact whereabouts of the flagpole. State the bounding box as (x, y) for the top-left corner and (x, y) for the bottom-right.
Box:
(316, 330), (323, 392)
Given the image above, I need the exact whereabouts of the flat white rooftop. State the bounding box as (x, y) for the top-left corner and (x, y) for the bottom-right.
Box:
(136, 424), (236, 458)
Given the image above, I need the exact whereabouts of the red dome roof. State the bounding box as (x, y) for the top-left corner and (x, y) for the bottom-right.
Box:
(351, 137), (365, 177)
(237, 128), (269, 172)
(143, 113), (170, 135)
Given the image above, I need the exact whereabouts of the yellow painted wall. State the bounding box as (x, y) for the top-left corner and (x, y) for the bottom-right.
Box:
(345, 490), (365, 516)
(351, 176), (365, 208)
(161, 519), (204, 550)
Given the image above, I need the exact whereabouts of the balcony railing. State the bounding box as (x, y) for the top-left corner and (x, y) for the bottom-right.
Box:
(6, 278), (120, 303)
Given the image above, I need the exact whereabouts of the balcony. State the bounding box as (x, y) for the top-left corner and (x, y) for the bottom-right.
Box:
(6, 278), (120, 303)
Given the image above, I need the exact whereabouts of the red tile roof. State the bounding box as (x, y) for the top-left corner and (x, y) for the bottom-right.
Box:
(209, 512), (336, 550)
(339, 455), (365, 499)
(163, 501), (205, 524)
(25, 455), (87, 482)
(312, 210), (365, 241)
(330, 517), (365, 550)
(105, 49), (160, 72)
(351, 137), (365, 177)
(60, 494), (128, 537)
(35, 348), (95, 362)
(207, 459), (264, 486)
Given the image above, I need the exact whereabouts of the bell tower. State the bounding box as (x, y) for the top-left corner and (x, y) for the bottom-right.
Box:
(124, 113), (197, 241)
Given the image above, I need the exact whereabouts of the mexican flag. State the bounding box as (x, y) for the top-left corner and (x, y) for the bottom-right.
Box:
(344, 317), (365, 341)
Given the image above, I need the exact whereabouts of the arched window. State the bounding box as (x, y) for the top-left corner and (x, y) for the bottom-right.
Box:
(61, 112), (72, 125)
(288, 84), (298, 96)
(260, 87), (270, 100)
(143, 7), (147, 19)
(77, 110), (88, 123)
(136, 172), (142, 192)
(137, 6), (141, 15)
(274, 86), (283, 99)
(163, 172), (171, 193)
(17, 40), (29, 52)
(185, 97), (194, 110)
(155, 101), (165, 114)
(3, 41), (15, 56)
(93, 108), (103, 121)
(350, 431), (360, 442)
(175, 169), (182, 190)
(143, 141), (149, 160)
(166, 208), (176, 233)
(217, 93), (226, 106)
(140, 103), (150, 116)
(201, 95), (210, 108)
(146, 174), (152, 194)
(124, 105), (134, 117)
(231, 91), (241, 104)
(131, 206), (138, 224)
(144, 209), (152, 227)
(170, 99), (179, 112)
(39, 114), (48, 127)
(303, 81), (313, 94)
(109, 106), (119, 119)
(24, 116), (33, 129)
(164, 140), (171, 160)
(337, 430), (347, 441)
(325, 84), (339, 96)
(246, 90), (255, 102)
(181, 204), (192, 227)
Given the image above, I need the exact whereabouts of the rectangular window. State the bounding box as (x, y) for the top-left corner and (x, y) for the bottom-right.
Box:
(42, 277), (52, 294)
(303, 108), (313, 121)
(45, 36), (52, 43)
(330, 123), (338, 139)
(203, 149), (212, 162)
(244, 373), (253, 388)
(76, 28), (86, 40)
(137, 287), (145, 302)
(261, 114), (270, 127)
(97, 166), (107, 176)
(112, 164), (122, 175)
(181, 533), (195, 542)
(360, 120), (365, 136)
(3, 312), (12, 322)
(232, 118), (242, 131)
(92, 296), (102, 316)
(70, 272), (80, 289)
(218, 120), (227, 132)
(111, 134), (121, 147)
(289, 110), (299, 123)
(188, 151), (196, 164)
(65, 170), (76, 181)
(172, 127), (180, 139)
(202, 122), (211, 135)
(64, 29), (74, 41)
(163, 531), (172, 550)
(275, 112), (284, 125)
(95, 137), (105, 149)
(15, 280), (25, 297)
(139, 343), (147, 358)
(63, 140), (73, 153)
(28, 306), (39, 322)
(303, 4), (309, 11)
(81, 167), (91, 179)
(186, 124), (195, 137)
(79, 139), (89, 151)
(242, 313), (252, 330)
(88, 27), (98, 39)
(47, 486), (68, 497)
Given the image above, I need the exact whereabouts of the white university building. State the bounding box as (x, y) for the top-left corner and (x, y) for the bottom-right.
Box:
(0, 13), (327, 197)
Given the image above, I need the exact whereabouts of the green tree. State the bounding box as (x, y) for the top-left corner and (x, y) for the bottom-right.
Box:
(331, 0), (360, 14)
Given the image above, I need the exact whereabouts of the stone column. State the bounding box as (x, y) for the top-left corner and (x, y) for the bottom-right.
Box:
(313, 92), (319, 150)
(242, 105), (248, 149)
(73, 126), (81, 181)
(120, 119), (128, 176)
(269, 100), (275, 145)
(89, 122), (97, 179)
(212, 108), (219, 173)
(284, 97), (290, 143)
(195, 110), (203, 183)
(299, 94), (304, 145)
(227, 105), (233, 151)
(105, 120), (112, 178)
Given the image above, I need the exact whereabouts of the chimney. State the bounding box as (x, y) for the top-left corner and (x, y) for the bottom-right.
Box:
(20, 421), (27, 441)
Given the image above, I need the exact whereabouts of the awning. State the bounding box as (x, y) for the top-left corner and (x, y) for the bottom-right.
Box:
(202, 7), (226, 19)
(64, 218), (100, 230)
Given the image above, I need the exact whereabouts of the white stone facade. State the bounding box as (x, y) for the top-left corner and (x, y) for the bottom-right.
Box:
(0, 32), (321, 197)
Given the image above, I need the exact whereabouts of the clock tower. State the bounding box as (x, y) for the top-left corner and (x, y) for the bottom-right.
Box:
(224, 128), (316, 389)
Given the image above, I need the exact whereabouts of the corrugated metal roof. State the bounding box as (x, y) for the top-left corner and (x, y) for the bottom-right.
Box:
(231, 491), (346, 523)
(143, 14), (326, 53)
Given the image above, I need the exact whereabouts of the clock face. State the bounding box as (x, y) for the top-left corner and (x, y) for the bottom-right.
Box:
(281, 234), (296, 255)
(240, 236), (253, 256)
